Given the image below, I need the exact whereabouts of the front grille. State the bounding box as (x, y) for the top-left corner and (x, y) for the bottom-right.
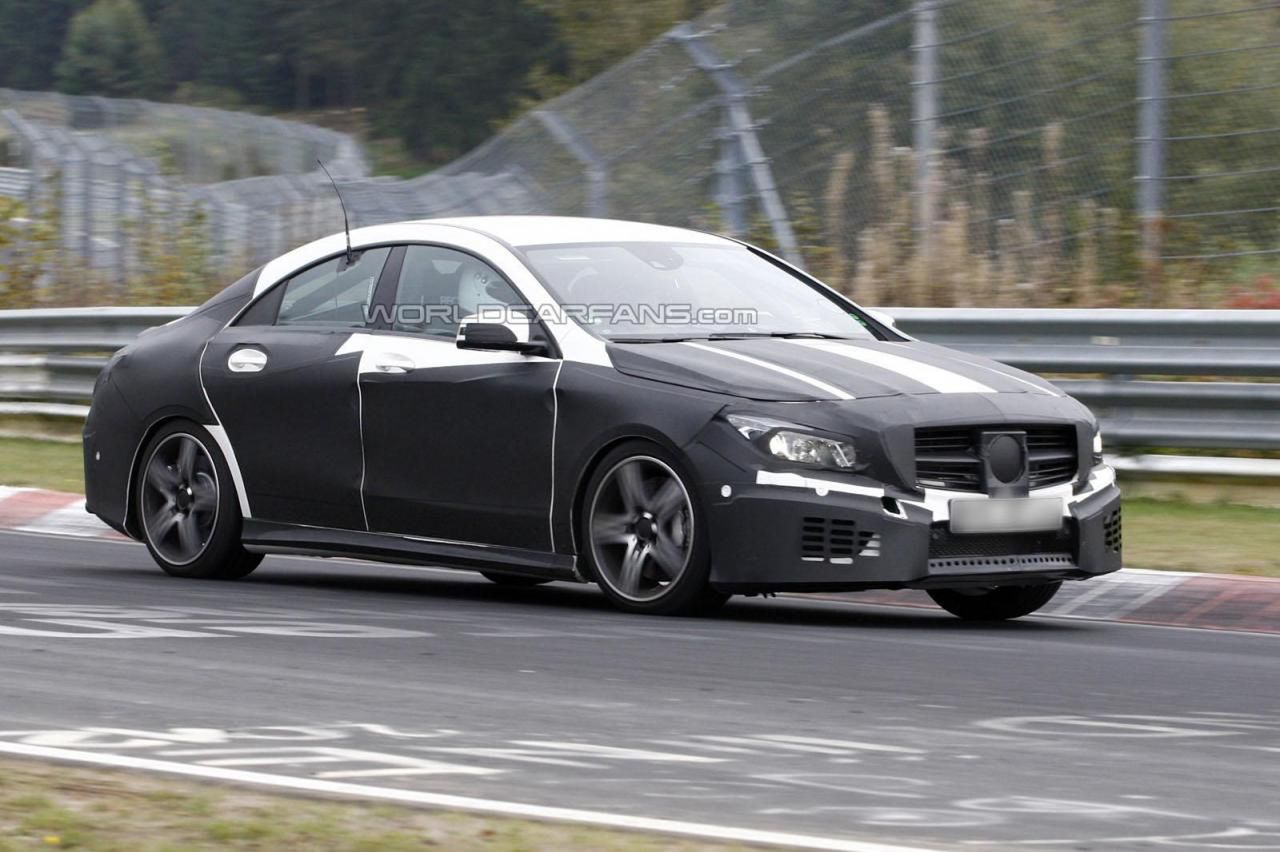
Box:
(800, 516), (876, 561)
(915, 424), (1078, 492)
(1026, 426), (1079, 489)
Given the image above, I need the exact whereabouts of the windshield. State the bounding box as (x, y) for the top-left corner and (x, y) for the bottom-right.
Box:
(520, 242), (878, 342)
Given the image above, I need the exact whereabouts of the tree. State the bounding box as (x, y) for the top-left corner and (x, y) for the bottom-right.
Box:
(529, 0), (716, 95)
(0, 0), (84, 90)
(55, 0), (166, 98)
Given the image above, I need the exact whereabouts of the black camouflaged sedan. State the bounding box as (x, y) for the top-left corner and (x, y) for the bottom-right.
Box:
(84, 216), (1121, 618)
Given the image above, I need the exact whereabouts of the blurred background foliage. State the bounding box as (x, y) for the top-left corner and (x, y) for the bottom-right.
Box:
(0, 0), (715, 165)
(0, 0), (1276, 310)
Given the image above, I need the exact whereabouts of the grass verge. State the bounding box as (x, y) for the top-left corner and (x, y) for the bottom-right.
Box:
(1, 437), (1278, 578)
(0, 437), (84, 493)
(1122, 497), (1280, 576)
(0, 758), (743, 852)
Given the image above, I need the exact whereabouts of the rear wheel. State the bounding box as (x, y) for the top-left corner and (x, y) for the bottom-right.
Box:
(136, 421), (261, 580)
(927, 582), (1062, 621)
(480, 572), (552, 588)
(581, 442), (728, 616)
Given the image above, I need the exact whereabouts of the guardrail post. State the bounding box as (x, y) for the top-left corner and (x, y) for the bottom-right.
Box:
(1137, 0), (1168, 304)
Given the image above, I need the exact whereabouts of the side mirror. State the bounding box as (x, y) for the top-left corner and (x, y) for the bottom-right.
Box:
(456, 318), (549, 356)
(866, 309), (898, 330)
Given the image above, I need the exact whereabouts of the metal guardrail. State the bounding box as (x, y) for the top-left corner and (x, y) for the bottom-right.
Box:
(891, 308), (1280, 453)
(1, 307), (1278, 467)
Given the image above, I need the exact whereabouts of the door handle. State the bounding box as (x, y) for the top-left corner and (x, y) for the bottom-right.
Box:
(370, 351), (416, 374)
(228, 348), (267, 374)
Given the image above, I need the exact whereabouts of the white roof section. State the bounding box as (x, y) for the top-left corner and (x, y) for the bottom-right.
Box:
(423, 216), (732, 248)
(253, 216), (732, 299)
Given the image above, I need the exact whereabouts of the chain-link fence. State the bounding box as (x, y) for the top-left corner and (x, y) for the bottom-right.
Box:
(0, 89), (537, 301)
(443, 0), (1280, 308)
(3, 1), (1278, 308)
(1155, 0), (1280, 304)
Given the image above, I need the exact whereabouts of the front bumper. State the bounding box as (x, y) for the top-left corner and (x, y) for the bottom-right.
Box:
(701, 464), (1122, 593)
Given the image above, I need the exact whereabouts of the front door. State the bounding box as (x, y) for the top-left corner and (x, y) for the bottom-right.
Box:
(357, 244), (560, 549)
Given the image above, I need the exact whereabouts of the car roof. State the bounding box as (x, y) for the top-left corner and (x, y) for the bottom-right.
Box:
(421, 216), (733, 249)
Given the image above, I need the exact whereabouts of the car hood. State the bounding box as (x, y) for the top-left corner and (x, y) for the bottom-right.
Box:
(607, 337), (1060, 401)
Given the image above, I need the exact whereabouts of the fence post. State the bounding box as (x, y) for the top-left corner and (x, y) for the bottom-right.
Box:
(670, 22), (801, 265)
(912, 0), (940, 260)
(1137, 0), (1168, 304)
(714, 116), (748, 236)
(531, 109), (609, 218)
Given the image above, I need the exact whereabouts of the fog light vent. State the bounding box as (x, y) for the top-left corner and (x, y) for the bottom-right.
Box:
(800, 516), (875, 562)
(1104, 509), (1122, 554)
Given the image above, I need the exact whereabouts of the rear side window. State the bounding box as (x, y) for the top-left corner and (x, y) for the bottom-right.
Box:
(273, 248), (391, 328)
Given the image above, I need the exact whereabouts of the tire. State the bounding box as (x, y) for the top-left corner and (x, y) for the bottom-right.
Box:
(135, 420), (262, 580)
(579, 441), (727, 616)
(927, 582), (1062, 621)
(480, 572), (552, 588)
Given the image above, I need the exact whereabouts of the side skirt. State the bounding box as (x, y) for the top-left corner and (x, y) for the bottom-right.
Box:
(241, 520), (581, 583)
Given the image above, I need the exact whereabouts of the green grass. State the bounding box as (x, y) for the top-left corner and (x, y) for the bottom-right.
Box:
(2, 437), (1278, 577)
(1122, 497), (1280, 576)
(0, 758), (745, 851)
(0, 437), (84, 493)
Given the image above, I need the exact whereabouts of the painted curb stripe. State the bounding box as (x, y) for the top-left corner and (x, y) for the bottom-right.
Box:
(789, 340), (996, 394)
(684, 342), (855, 400)
(0, 489), (81, 528)
(0, 742), (933, 852)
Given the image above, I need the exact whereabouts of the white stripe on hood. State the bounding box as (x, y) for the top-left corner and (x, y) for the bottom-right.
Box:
(787, 339), (996, 394)
(684, 342), (855, 400)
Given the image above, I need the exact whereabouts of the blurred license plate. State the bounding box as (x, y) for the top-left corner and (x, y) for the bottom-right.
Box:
(950, 497), (1063, 535)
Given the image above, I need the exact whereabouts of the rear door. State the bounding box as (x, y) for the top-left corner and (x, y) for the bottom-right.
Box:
(201, 247), (397, 529)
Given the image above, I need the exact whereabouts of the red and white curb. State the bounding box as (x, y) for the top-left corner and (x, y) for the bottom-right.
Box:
(0, 486), (129, 540)
(835, 569), (1280, 634)
(2, 487), (1277, 635)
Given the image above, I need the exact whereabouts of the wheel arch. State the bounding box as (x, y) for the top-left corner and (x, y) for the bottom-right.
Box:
(122, 409), (217, 538)
(566, 428), (696, 557)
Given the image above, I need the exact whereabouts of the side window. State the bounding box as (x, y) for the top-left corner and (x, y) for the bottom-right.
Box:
(386, 245), (524, 338)
(274, 247), (391, 328)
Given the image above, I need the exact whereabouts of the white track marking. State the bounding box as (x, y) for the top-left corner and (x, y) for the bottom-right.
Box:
(755, 736), (927, 755)
(691, 736), (857, 755)
(684, 342), (855, 400)
(506, 741), (724, 763)
(0, 742), (933, 852)
(789, 340), (995, 394)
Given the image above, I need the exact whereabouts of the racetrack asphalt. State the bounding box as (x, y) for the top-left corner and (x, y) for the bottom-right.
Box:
(1, 529), (1278, 850)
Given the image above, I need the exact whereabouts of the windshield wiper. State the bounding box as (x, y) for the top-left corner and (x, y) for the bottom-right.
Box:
(767, 331), (854, 339)
(607, 336), (698, 343)
(705, 331), (854, 340)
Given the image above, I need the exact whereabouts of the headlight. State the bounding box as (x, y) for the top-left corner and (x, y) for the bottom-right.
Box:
(726, 414), (858, 470)
(1092, 428), (1104, 464)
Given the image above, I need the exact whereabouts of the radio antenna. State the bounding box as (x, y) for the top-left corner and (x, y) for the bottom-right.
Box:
(317, 159), (354, 265)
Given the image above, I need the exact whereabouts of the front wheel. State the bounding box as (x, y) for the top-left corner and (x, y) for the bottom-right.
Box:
(136, 420), (262, 580)
(581, 442), (726, 616)
(927, 582), (1062, 621)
